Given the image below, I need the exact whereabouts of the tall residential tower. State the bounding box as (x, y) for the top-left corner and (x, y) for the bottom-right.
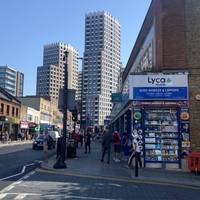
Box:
(0, 66), (24, 97)
(36, 42), (79, 99)
(82, 11), (121, 126)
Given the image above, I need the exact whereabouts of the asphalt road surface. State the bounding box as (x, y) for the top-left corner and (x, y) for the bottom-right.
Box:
(0, 168), (200, 200)
(0, 142), (55, 190)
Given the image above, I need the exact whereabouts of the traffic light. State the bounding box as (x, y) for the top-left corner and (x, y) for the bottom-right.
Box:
(0, 116), (7, 121)
(72, 109), (78, 122)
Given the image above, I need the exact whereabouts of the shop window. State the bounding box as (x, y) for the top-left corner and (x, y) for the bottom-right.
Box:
(0, 103), (4, 114)
(6, 105), (10, 115)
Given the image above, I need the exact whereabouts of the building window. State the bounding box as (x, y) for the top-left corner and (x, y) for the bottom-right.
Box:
(12, 107), (15, 117)
(16, 108), (19, 117)
(28, 114), (32, 121)
(6, 105), (10, 115)
(0, 103), (4, 114)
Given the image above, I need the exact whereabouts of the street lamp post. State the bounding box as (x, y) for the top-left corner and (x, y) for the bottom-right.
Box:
(78, 57), (83, 130)
(53, 51), (68, 169)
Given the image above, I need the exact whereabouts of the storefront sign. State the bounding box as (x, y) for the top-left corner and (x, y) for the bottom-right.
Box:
(20, 121), (29, 129)
(129, 74), (188, 100)
(29, 122), (37, 128)
(195, 94), (200, 100)
(111, 93), (122, 102)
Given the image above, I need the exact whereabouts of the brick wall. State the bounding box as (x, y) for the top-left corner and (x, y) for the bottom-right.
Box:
(185, 0), (200, 150)
(155, 0), (187, 70)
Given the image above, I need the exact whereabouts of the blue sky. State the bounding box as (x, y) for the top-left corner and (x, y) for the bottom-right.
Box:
(0, 0), (151, 95)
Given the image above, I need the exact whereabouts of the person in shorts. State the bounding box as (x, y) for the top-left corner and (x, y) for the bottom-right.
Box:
(112, 131), (121, 162)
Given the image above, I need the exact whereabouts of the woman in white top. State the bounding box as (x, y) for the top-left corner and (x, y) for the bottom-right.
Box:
(128, 138), (142, 168)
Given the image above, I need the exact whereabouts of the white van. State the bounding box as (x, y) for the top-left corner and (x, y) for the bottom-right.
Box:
(48, 131), (60, 141)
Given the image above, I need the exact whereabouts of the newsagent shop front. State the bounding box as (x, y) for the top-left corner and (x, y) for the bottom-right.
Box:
(129, 74), (189, 169)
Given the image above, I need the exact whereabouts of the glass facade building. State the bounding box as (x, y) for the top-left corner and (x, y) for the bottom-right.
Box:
(0, 66), (24, 97)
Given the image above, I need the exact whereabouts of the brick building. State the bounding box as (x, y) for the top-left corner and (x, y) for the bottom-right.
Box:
(123, 0), (200, 151)
(110, 0), (200, 168)
(0, 87), (21, 141)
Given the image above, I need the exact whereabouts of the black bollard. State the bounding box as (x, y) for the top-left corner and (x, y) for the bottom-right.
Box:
(135, 153), (139, 177)
(56, 137), (62, 158)
(53, 137), (67, 169)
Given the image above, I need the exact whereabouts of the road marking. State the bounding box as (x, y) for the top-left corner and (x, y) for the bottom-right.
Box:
(14, 193), (27, 199)
(0, 194), (7, 199)
(0, 163), (35, 181)
(0, 193), (116, 200)
(21, 171), (35, 181)
(0, 170), (36, 195)
(37, 168), (200, 191)
(6, 185), (14, 191)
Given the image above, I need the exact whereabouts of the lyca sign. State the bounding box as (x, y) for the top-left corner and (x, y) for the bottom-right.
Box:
(129, 74), (188, 100)
(148, 76), (172, 86)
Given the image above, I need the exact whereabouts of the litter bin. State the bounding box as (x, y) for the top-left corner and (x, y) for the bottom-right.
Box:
(67, 139), (77, 158)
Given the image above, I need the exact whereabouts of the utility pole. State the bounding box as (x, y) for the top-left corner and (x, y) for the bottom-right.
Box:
(53, 51), (68, 169)
(78, 57), (83, 130)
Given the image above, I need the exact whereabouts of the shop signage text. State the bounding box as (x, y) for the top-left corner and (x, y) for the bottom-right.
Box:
(20, 121), (29, 129)
(148, 77), (172, 86)
(129, 74), (188, 100)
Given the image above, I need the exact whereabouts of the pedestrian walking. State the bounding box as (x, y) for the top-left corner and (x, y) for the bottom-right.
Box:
(112, 131), (121, 162)
(43, 130), (49, 162)
(128, 138), (135, 168)
(84, 128), (91, 153)
(128, 137), (142, 168)
(2, 131), (5, 143)
(79, 132), (83, 147)
(101, 130), (112, 164)
(0, 131), (2, 142)
(5, 131), (9, 143)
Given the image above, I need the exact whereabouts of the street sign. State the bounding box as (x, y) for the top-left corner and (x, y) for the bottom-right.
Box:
(58, 89), (76, 111)
(111, 93), (122, 102)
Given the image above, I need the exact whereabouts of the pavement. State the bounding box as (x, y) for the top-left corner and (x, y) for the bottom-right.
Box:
(0, 140), (33, 148)
(41, 141), (200, 188)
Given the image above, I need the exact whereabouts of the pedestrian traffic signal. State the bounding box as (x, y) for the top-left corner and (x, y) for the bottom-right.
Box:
(72, 109), (78, 121)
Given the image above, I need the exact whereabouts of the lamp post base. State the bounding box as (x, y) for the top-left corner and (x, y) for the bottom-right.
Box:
(53, 156), (67, 169)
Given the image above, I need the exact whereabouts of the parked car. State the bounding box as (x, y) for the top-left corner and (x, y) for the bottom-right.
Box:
(32, 134), (55, 150)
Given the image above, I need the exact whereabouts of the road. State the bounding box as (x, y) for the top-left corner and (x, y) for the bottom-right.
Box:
(0, 142), (55, 190)
(0, 168), (200, 200)
(0, 142), (200, 199)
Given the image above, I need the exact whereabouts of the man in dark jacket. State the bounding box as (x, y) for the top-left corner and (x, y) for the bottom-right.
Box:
(84, 129), (91, 153)
(101, 130), (112, 164)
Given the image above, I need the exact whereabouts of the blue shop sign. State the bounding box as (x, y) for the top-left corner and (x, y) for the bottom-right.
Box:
(133, 87), (188, 100)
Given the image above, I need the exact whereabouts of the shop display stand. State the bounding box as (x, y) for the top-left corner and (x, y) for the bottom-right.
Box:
(143, 107), (181, 168)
